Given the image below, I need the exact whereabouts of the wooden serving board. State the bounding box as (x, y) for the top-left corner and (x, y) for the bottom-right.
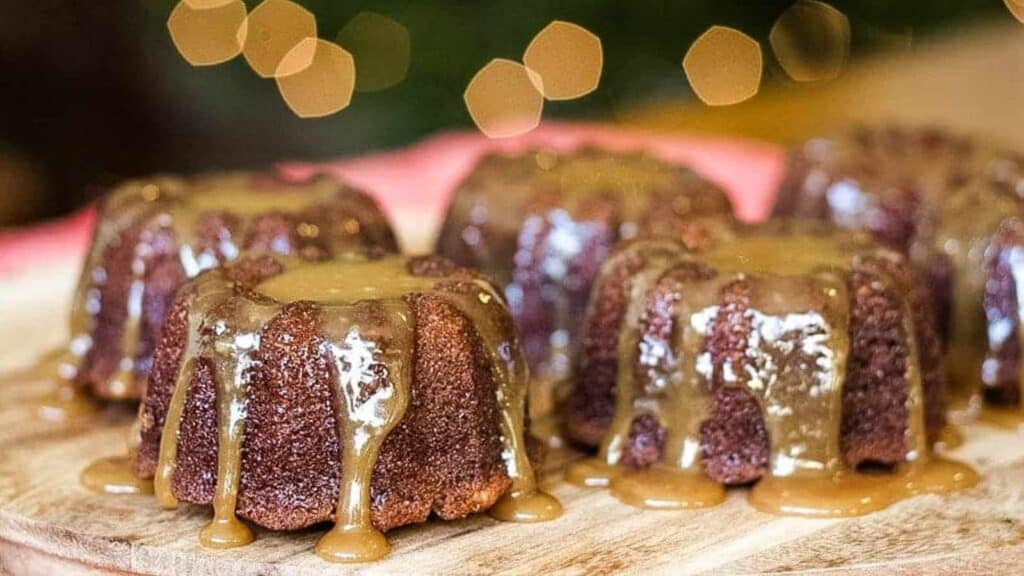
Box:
(3, 264), (1024, 576)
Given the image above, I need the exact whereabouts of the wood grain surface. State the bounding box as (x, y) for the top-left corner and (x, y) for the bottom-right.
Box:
(2, 262), (1024, 576)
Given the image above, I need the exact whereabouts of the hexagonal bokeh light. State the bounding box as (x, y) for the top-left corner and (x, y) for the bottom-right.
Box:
(464, 59), (545, 139)
(337, 11), (411, 93)
(683, 26), (763, 106)
(1006, 0), (1024, 23)
(523, 20), (603, 101)
(167, 0), (248, 67)
(276, 39), (356, 118)
(770, 0), (850, 82)
(243, 0), (317, 78)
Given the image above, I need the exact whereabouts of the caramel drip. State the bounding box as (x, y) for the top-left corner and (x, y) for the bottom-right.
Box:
(147, 255), (554, 561)
(933, 182), (1022, 402)
(55, 173), (345, 403)
(749, 259), (977, 516)
(201, 301), (277, 549)
(107, 240), (149, 398)
(599, 258), (679, 464)
(315, 300), (412, 563)
(449, 150), (721, 384)
(80, 456), (154, 496)
(155, 273), (235, 509)
(567, 248), (681, 488)
(576, 231), (978, 517)
(438, 280), (562, 522)
(48, 180), (175, 409)
(611, 271), (727, 509)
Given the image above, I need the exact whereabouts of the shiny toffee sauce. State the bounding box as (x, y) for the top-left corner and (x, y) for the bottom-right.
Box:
(443, 149), (731, 383)
(34, 174), (344, 417)
(82, 255), (559, 563)
(788, 130), (1024, 423)
(566, 233), (978, 517)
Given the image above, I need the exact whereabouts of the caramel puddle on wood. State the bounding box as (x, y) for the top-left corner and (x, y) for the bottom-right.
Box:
(977, 405), (1024, 431)
(2, 347), (100, 422)
(610, 466), (725, 510)
(489, 490), (563, 522)
(748, 458), (979, 518)
(80, 456), (153, 496)
(565, 458), (624, 488)
(935, 424), (965, 451)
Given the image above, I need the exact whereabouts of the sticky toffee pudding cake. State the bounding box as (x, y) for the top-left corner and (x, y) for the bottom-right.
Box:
(564, 226), (977, 517)
(436, 148), (734, 383)
(774, 125), (1024, 424)
(43, 172), (397, 416)
(131, 253), (560, 562)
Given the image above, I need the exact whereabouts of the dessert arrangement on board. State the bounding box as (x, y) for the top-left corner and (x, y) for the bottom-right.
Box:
(6, 124), (1024, 566)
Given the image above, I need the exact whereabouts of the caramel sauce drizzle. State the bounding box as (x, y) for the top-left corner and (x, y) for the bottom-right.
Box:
(570, 232), (978, 517)
(50, 174), (344, 411)
(447, 149), (721, 383)
(149, 256), (558, 562)
(798, 133), (1024, 414)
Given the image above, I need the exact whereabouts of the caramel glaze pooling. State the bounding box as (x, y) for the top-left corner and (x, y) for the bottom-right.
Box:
(567, 230), (978, 517)
(40, 172), (392, 416)
(151, 255), (559, 562)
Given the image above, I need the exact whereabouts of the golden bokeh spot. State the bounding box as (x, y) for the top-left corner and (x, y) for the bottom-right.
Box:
(770, 0), (851, 82)
(522, 20), (603, 101)
(337, 11), (411, 93)
(184, 0), (234, 9)
(1006, 0), (1024, 24)
(464, 59), (544, 139)
(683, 26), (762, 107)
(243, 0), (317, 78)
(167, 0), (248, 67)
(275, 39), (356, 118)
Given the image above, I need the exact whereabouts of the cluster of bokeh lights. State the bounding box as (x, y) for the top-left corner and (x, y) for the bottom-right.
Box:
(166, 1), (979, 131)
(167, 0), (410, 118)
(465, 21), (603, 139)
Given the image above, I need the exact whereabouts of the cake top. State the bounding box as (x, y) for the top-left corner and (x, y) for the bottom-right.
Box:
(450, 147), (732, 238)
(255, 255), (439, 304)
(104, 172), (344, 216)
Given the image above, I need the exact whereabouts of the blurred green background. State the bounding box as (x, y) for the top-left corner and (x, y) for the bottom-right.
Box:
(0, 1), (1012, 224)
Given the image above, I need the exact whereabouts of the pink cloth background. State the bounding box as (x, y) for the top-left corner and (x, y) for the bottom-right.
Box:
(0, 123), (786, 277)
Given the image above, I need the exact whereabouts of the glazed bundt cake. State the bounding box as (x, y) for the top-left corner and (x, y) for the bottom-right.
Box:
(52, 172), (397, 407)
(133, 253), (560, 562)
(436, 147), (735, 382)
(563, 225), (976, 516)
(773, 125), (1024, 414)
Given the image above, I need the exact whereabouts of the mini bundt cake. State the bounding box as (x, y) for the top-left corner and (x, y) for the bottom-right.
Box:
(133, 253), (560, 562)
(773, 125), (1024, 414)
(564, 225), (976, 517)
(53, 172), (397, 406)
(436, 147), (735, 382)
